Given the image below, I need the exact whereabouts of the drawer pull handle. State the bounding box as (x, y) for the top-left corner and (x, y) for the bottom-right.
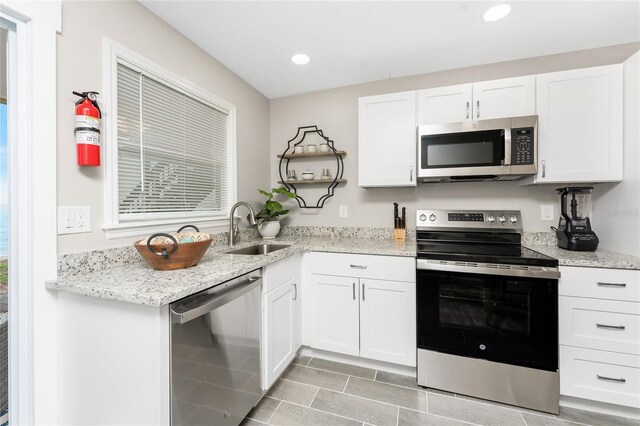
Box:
(597, 375), (626, 383)
(350, 264), (367, 269)
(352, 282), (356, 300)
(292, 283), (297, 300)
(597, 282), (626, 288)
(596, 323), (626, 330)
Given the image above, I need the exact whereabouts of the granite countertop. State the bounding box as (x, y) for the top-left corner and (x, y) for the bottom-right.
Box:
(46, 232), (640, 307)
(526, 244), (640, 270)
(46, 236), (416, 306)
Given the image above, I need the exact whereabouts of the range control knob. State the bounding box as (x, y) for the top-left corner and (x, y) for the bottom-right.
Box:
(509, 215), (518, 224)
(498, 215), (506, 223)
(419, 214), (427, 222)
(428, 214), (437, 222)
(487, 215), (496, 223)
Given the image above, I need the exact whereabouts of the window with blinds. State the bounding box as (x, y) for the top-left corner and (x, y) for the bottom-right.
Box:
(116, 61), (230, 222)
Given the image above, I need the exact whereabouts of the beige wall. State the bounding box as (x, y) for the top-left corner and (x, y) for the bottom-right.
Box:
(57, 0), (270, 254)
(270, 43), (640, 234)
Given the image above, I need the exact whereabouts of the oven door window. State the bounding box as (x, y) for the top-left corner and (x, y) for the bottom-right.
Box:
(421, 129), (504, 169)
(416, 269), (558, 371)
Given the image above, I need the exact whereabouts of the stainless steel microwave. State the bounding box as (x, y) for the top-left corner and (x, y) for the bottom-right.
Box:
(417, 116), (537, 182)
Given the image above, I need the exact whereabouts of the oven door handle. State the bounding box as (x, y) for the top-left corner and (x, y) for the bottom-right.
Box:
(416, 258), (561, 279)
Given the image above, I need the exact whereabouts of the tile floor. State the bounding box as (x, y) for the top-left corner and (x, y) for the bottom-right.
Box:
(241, 355), (639, 426)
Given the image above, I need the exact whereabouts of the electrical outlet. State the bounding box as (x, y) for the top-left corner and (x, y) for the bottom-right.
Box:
(58, 207), (91, 234)
(339, 205), (348, 218)
(541, 205), (555, 221)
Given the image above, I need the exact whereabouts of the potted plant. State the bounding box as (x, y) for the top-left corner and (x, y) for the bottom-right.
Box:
(253, 187), (296, 239)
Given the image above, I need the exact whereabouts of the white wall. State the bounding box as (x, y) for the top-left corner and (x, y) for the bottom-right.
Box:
(592, 51), (640, 256)
(56, 0), (271, 254)
(270, 43), (640, 233)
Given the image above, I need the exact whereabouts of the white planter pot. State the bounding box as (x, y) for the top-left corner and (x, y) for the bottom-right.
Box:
(258, 220), (281, 240)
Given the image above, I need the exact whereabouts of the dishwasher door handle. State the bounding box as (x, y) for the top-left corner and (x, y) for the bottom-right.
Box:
(171, 270), (262, 324)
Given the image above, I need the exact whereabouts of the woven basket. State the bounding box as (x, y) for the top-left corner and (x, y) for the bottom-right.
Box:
(134, 225), (212, 271)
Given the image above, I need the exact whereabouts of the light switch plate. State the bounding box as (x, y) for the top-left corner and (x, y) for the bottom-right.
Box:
(58, 206), (91, 234)
(339, 205), (348, 218)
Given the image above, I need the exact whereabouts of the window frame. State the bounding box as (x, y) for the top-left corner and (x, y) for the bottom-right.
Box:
(101, 39), (237, 239)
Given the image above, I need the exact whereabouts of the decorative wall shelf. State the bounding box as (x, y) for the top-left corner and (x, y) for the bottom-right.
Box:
(277, 151), (347, 159)
(278, 125), (346, 209)
(278, 179), (347, 185)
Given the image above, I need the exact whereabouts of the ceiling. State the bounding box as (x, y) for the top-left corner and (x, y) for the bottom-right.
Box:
(140, 1), (640, 99)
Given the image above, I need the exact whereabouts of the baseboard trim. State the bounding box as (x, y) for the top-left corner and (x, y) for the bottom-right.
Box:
(560, 395), (639, 420)
(298, 346), (416, 377)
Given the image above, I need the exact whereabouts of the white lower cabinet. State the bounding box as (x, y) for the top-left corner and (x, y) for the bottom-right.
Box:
(263, 256), (301, 388)
(559, 266), (640, 409)
(309, 274), (360, 356)
(359, 278), (416, 366)
(308, 252), (416, 367)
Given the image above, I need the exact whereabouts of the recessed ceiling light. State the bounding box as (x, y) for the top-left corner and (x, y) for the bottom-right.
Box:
(291, 53), (310, 65)
(483, 4), (511, 22)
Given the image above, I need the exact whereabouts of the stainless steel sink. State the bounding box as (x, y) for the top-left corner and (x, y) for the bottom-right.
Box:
(226, 244), (290, 255)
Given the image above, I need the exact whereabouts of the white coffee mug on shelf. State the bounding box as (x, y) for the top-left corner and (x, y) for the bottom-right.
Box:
(319, 143), (329, 152)
(294, 145), (304, 154)
(306, 144), (317, 153)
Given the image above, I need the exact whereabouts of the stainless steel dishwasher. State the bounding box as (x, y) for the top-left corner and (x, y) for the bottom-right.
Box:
(170, 269), (264, 426)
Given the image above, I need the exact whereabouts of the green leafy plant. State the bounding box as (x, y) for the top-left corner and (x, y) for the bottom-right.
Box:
(253, 187), (296, 225)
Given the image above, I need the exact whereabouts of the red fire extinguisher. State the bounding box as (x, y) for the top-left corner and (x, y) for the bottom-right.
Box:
(73, 91), (102, 167)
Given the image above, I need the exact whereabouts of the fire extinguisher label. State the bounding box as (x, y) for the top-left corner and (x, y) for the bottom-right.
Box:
(75, 130), (101, 146)
(75, 115), (100, 130)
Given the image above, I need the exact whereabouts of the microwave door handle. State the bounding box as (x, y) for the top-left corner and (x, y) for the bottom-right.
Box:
(503, 128), (512, 166)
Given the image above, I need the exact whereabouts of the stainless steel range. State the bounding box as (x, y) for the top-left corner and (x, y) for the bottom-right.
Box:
(415, 209), (561, 414)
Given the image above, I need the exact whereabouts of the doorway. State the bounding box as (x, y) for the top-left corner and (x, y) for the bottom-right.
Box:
(0, 24), (8, 426)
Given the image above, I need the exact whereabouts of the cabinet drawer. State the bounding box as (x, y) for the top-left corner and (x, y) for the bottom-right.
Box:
(559, 267), (640, 302)
(264, 255), (297, 294)
(309, 252), (415, 282)
(559, 296), (640, 355)
(560, 346), (639, 408)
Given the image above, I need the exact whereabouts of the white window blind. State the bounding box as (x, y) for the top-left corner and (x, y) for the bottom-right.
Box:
(116, 61), (229, 221)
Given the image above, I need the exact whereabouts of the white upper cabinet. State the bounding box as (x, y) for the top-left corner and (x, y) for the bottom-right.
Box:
(358, 91), (417, 187)
(472, 76), (536, 120)
(527, 64), (623, 184)
(416, 84), (472, 124)
(417, 76), (535, 125)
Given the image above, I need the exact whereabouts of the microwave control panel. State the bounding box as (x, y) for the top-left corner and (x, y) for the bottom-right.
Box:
(511, 127), (534, 165)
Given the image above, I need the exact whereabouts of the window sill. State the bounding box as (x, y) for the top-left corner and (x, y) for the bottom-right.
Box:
(101, 216), (230, 240)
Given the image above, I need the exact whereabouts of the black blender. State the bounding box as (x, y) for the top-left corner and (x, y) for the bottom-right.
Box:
(555, 187), (599, 251)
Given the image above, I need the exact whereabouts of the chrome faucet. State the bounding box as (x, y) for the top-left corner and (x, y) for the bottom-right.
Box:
(228, 201), (258, 246)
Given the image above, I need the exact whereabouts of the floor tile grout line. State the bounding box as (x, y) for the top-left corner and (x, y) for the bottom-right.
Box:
(294, 362), (366, 380)
(520, 410), (528, 426)
(277, 398), (384, 425)
(309, 386), (321, 407)
(399, 407), (486, 426)
(374, 369), (378, 381)
(343, 375), (351, 393)
(284, 373), (432, 414)
(395, 406), (399, 426)
(265, 399), (282, 424)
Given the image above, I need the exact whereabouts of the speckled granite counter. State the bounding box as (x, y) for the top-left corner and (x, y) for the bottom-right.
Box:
(526, 245), (640, 270)
(46, 236), (416, 306)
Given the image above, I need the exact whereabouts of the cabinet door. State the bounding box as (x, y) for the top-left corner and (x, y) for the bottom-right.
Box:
(264, 280), (295, 388)
(359, 278), (416, 366)
(417, 84), (472, 124)
(358, 91), (417, 187)
(472, 76), (535, 120)
(309, 274), (359, 356)
(534, 65), (623, 183)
